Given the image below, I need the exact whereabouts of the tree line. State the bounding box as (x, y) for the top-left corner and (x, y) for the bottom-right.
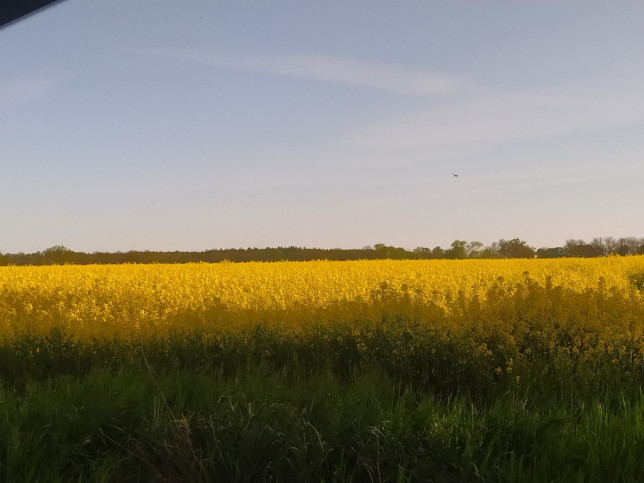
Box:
(1, 237), (643, 266)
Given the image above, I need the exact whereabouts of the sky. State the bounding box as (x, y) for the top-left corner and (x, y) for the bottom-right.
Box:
(2, 1), (644, 253)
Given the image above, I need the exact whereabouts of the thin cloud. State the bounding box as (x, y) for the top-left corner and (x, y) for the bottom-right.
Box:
(349, 90), (644, 155)
(136, 48), (476, 97)
(0, 71), (70, 108)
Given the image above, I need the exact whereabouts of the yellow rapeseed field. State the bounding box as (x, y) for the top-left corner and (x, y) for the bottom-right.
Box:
(1, 257), (643, 363)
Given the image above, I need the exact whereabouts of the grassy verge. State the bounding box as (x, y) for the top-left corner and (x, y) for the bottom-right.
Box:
(1, 327), (644, 482)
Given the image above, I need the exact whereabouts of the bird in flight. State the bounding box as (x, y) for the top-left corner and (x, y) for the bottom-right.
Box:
(452, 173), (459, 178)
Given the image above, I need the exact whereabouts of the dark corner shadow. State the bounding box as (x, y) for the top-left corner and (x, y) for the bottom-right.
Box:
(0, 0), (67, 29)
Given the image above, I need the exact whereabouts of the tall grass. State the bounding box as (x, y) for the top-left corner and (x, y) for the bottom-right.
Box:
(2, 328), (644, 482)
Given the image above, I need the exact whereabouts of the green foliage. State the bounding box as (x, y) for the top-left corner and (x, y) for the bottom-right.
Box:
(2, 327), (644, 481)
(446, 240), (467, 259)
(629, 272), (644, 290)
(2, 236), (642, 265)
(496, 238), (536, 259)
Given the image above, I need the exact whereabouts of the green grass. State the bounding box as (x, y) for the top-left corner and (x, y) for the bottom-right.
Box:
(2, 328), (644, 482)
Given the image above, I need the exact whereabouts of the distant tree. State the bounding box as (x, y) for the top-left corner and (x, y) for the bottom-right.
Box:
(466, 241), (484, 258)
(431, 246), (445, 259)
(413, 247), (431, 259)
(591, 237), (615, 256)
(371, 243), (408, 259)
(373, 243), (387, 258)
(41, 245), (76, 265)
(564, 239), (602, 258)
(616, 237), (641, 256)
(536, 247), (565, 258)
(2, 236), (642, 265)
(602, 237), (619, 254)
(496, 238), (535, 259)
(479, 246), (500, 259)
(445, 240), (467, 259)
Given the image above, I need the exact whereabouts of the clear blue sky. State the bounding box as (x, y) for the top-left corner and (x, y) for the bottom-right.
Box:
(2, 1), (644, 253)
